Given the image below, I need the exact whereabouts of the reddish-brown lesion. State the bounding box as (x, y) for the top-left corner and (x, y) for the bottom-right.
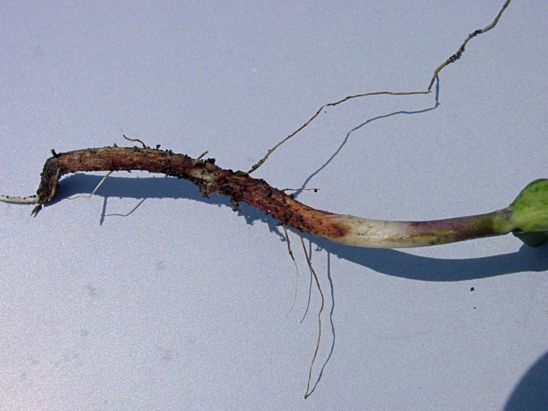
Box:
(33, 146), (349, 240)
(213, 170), (348, 239)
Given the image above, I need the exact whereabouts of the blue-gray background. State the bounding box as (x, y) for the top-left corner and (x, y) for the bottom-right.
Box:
(1, 1), (546, 409)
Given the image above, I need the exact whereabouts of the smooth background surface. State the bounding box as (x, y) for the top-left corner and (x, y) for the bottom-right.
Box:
(1, 1), (546, 410)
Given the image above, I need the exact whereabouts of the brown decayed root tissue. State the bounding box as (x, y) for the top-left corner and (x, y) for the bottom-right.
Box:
(34, 146), (349, 240)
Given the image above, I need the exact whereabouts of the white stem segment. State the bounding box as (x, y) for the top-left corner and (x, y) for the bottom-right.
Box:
(0, 194), (38, 204)
(322, 209), (513, 248)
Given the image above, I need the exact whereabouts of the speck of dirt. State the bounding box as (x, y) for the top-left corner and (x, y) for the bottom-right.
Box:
(84, 285), (97, 297)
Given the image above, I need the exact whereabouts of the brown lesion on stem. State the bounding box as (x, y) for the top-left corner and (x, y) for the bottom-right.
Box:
(213, 170), (347, 239)
(31, 146), (350, 241)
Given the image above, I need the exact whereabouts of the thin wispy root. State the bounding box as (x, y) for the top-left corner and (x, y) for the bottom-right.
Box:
(248, 0), (512, 174)
(1, 146), (546, 248)
(300, 235), (324, 400)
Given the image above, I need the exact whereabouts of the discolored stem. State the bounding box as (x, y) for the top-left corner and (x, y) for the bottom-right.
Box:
(326, 210), (514, 248)
(2, 146), (539, 249)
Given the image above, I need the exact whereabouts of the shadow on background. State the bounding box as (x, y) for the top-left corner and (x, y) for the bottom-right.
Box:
(53, 173), (548, 282)
(312, 235), (548, 282)
(504, 351), (548, 411)
(295, 77), (440, 197)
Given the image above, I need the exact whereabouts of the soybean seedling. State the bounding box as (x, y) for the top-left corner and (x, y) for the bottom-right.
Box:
(2, 0), (546, 399)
